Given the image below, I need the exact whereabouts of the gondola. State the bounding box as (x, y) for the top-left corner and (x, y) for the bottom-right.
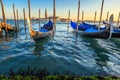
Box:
(71, 14), (120, 39)
(0, 22), (16, 32)
(82, 27), (120, 39)
(70, 21), (110, 39)
(27, 19), (53, 41)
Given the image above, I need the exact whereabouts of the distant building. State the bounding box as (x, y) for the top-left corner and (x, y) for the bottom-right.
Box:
(47, 16), (60, 21)
(60, 18), (69, 22)
(31, 17), (37, 20)
(36, 16), (72, 22)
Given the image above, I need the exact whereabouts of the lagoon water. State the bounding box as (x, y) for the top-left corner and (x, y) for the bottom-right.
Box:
(0, 20), (120, 76)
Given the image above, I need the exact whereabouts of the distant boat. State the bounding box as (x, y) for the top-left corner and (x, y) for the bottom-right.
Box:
(27, 19), (53, 41)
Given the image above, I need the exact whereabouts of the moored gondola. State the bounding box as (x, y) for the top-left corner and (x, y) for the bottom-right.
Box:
(27, 19), (53, 41)
(81, 14), (120, 39)
(82, 28), (110, 39)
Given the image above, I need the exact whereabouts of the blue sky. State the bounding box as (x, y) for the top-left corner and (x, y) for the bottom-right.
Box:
(0, 0), (120, 21)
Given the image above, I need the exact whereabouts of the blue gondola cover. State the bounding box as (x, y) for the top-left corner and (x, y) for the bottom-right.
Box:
(70, 21), (97, 31)
(39, 20), (53, 32)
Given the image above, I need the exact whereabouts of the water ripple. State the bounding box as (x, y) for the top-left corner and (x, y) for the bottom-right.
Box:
(0, 21), (120, 76)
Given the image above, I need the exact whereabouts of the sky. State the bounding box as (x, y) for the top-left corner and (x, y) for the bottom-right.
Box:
(0, 0), (120, 21)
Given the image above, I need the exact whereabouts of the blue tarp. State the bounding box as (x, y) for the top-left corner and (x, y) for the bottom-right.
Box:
(70, 21), (97, 31)
(70, 21), (85, 30)
(39, 20), (53, 32)
(70, 21), (77, 30)
(100, 27), (106, 30)
(43, 20), (53, 28)
(82, 22), (97, 30)
(85, 28), (120, 33)
(114, 29), (120, 32)
(78, 23), (85, 31)
(39, 28), (49, 32)
(85, 28), (103, 33)
(71, 21), (120, 33)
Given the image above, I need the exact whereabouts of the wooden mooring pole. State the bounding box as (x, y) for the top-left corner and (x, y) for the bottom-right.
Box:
(75, 0), (80, 38)
(39, 9), (41, 29)
(0, 0), (6, 24)
(82, 11), (84, 22)
(16, 9), (19, 30)
(94, 11), (97, 24)
(76, 0), (80, 31)
(0, 0), (7, 32)
(106, 11), (109, 23)
(53, 0), (56, 31)
(67, 10), (70, 32)
(98, 0), (104, 30)
(45, 9), (47, 20)
(13, 4), (17, 30)
(23, 8), (26, 31)
(28, 0), (31, 22)
(117, 12), (120, 26)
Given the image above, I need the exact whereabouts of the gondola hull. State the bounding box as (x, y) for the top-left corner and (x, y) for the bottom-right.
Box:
(112, 33), (120, 38)
(82, 30), (110, 39)
(30, 29), (53, 41)
(27, 18), (54, 41)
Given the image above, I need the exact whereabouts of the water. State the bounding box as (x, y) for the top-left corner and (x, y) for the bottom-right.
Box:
(0, 20), (120, 76)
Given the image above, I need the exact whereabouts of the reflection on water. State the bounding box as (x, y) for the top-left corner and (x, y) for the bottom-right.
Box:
(0, 20), (120, 76)
(34, 38), (50, 55)
(0, 33), (15, 42)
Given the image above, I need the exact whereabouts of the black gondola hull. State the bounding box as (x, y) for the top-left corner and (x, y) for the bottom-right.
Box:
(82, 30), (110, 39)
(112, 33), (120, 38)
